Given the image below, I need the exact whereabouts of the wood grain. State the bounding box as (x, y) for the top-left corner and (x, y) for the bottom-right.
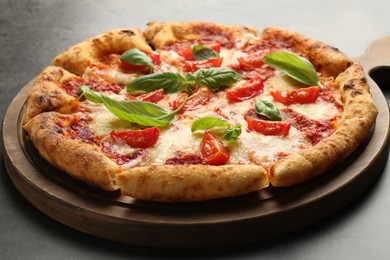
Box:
(2, 37), (390, 248)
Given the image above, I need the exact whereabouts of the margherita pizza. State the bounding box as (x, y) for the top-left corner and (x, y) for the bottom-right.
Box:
(22, 21), (378, 201)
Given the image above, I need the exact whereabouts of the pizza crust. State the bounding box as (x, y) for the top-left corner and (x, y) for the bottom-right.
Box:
(144, 21), (258, 49)
(52, 28), (152, 76)
(23, 112), (121, 191)
(116, 164), (268, 202)
(23, 66), (80, 125)
(262, 26), (351, 77)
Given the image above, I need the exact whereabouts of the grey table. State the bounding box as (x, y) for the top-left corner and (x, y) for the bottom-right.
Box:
(1, 0), (389, 259)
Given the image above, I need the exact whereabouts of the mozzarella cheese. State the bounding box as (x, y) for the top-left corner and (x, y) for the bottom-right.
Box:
(82, 43), (342, 169)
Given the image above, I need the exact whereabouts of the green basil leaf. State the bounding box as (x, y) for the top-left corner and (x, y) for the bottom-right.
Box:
(255, 98), (282, 121)
(191, 116), (241, 142)
(101, 96), (173, 126)
(192, 68), (242, 91)
(120, 48), (154, 73)
(222, 124), (242, 142)
(262, 51), (324, 89)
(78, 86), (184, 127)
(127, 72), (189, 94)
(191, 116), (231, 132)
(78, 85), (103, 103)
(192, 45), (220, 61)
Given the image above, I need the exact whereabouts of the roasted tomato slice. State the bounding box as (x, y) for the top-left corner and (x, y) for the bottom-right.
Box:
(245, 117), (291, 136)
(200, 131), (230, 165)
(171, 87), (211, 112)
(226, 77), (264, 102)
(119, 53), (161, 72)
(271, 86), (320, 105)
(148, 53), (161, 65)
(237, 50), (270, 70)
(110, 127), (160, 148)
(137, 89), (164, 103)
(179, 43), (221, 61)
(184, 57), (223, 72)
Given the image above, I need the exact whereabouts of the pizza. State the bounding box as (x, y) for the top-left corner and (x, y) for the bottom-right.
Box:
(22, 21), (378, 202)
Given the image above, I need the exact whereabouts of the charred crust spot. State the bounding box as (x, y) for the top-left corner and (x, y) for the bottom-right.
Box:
(92, 38), (101, 45)
(331, 46), (340, 52)
(121, 29), (135, 36)
(351, 90), (363, 96)
(360, 77), (367, 83)
(343, 83), (355, 91)
(36, 95), (46, 105)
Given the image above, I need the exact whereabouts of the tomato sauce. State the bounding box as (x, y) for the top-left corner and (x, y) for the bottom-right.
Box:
(61, 78), (123, 98)
(281, 108), (336, 145)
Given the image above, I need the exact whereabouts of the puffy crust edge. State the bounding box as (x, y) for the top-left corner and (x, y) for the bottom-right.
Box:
(262, 26), (351, 77)
(144, 21), (258, 49)
(52, 28), (152, 76)
(270, 62), (378, 187)
(23, 66), (79, 125)
(23, 112), (121, 191)
(116, 164), (269, 202)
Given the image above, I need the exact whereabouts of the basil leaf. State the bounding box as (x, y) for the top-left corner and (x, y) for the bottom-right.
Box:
(222, 124), (242, 142)
(78, 85), (103, 103)
(127, 72), (189, 94)
(192, 68), (242, 91)
(191, 116), (231, 132)
(101, 96), (173, 126)
(191, 116), (241, 142)
(192, 45), (220, 61)
(262, 51), (324, 89)
(120, 48), (154, 73)
(255, 98), (282, 121)
(78, 86), (184, 127)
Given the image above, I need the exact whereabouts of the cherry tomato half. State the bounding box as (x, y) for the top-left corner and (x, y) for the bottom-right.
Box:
(226, 77), (264, 102)
(237, 49), (270, 70)
(110, 127), (160, 148)
(245, 117), (291, 136)
(137, 89), (164, 103)
(184, 57), (223, 72)
(200, 131), (230, 165)
(271, 86), (320, 105)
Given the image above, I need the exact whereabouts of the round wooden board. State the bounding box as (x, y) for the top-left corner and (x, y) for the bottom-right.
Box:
(2, 38), (390, 248)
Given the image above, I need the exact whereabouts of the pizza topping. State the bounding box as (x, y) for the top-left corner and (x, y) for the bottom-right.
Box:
(271, 86), (320, 105)
(181, 44), (221, 61)
(119, 48), (156, 73)
(245, 117), (291, 136)
(254, 98), (282, 121)
(110, 127), (160, 148)
(237, 49), (270, 70)
(191, 116), (242, 142)
(281, 108), (334, 144)
(199, 130), (230, 165)
(78, 85), (186, 127)
(137, 89), (165, 103)
(165, 151), (202, 165)
(127, 67), (241, 94)
(226, 77), (264, 102)
(184, 57), (223, 72)
(173, 87), (211, 113)
(244, 109), (290, 136)
(262, 51), (325, 89)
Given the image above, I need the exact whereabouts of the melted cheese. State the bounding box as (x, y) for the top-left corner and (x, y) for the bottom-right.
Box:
(80, 44), (342, 170)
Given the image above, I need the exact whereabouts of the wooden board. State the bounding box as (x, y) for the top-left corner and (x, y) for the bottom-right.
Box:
(2, 37), (390, 248)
